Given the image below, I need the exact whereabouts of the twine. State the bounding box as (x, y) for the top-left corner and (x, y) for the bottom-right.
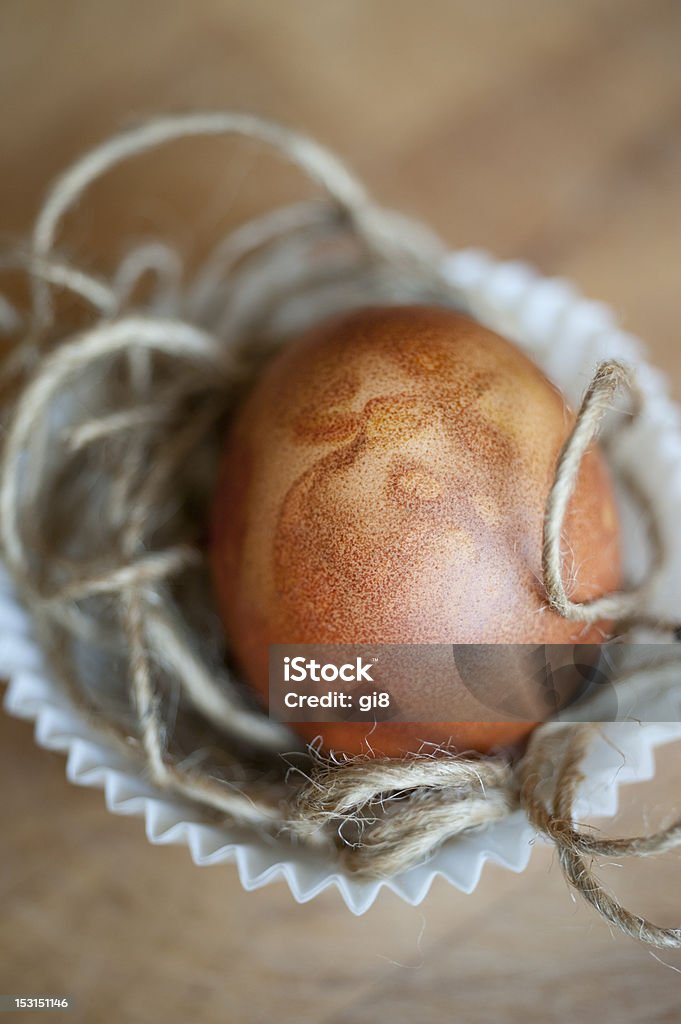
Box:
(1, 113), (681, 947)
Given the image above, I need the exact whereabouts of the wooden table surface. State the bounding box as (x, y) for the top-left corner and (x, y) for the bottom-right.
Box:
(2, 2), (681, 1021)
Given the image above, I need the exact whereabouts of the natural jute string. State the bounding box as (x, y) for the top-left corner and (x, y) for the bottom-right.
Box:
(1, 114), (680, 947)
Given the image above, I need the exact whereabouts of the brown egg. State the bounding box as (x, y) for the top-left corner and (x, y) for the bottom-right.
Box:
(210, 306), (621, 757)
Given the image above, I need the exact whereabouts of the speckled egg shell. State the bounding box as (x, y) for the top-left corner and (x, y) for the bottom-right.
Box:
(210, 306), (621, 757)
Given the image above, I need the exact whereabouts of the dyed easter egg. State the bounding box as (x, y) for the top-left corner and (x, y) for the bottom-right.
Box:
(210, 306), (620, 757)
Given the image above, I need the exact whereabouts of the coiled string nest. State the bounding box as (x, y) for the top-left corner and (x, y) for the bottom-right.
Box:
(1, 113), (681, 948)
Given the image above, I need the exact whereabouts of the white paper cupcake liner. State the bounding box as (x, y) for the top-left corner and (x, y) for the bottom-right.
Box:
(3, 248), (681, 915)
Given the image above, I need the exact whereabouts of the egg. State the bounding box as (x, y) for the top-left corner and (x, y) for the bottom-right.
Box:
(210, 306), (621, 757)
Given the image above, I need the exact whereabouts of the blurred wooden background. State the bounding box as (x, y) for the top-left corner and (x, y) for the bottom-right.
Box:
(1, 1), (681, 1021)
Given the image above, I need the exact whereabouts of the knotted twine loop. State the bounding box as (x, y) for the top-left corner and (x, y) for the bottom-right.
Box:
(542, 361), (678, 633)
(1, 113), (681, 946)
